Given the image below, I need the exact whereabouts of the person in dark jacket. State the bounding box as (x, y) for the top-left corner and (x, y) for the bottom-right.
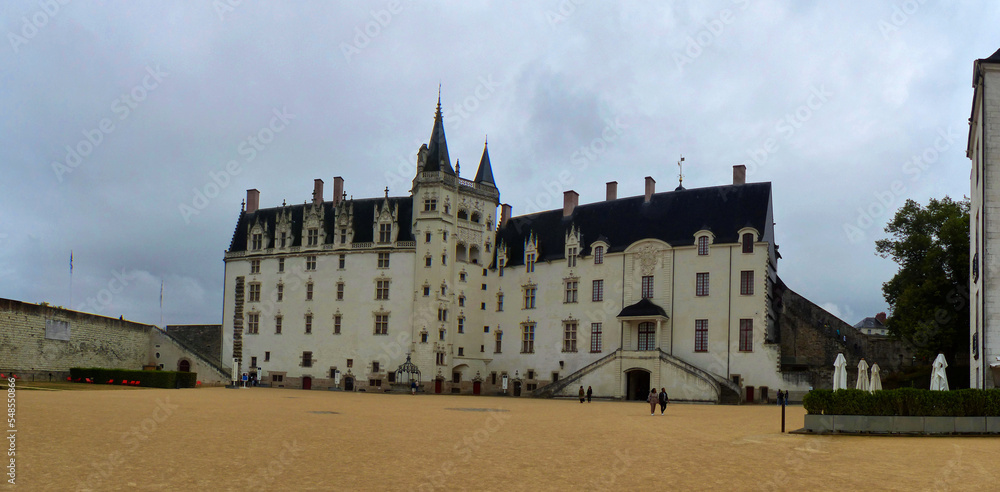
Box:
(586, 386), (593, 403)
(579, 386), (585, 403)
(658, 388), (669, 415)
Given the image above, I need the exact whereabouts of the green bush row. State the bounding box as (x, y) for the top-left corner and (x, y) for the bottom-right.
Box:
(803, 388), (1000, 416)
(69, 367), (198, 389)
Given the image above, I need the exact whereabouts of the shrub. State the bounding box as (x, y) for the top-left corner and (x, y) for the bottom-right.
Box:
(802, 388), (1000, 417)
(68, 367), (197, 389)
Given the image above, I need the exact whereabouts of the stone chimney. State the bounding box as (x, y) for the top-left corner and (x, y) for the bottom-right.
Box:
(333, 176), (345, 205)
(500, 203), (512, 228)
(644, 177), (655, 203)
(875, 312), (887, 324)
(563, 191), (579, 217)
(733, 165), (746, 185)
(313, 179), (324, 205)
(246, 189), (260, 213)
(606, 181), (618, 201)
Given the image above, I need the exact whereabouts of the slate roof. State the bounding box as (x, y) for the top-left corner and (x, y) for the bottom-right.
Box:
(852, 317), (885, 330)
(617, 298), (669, 318)
(423, 96), (456, 175)
(228, 197), (414, 252)
(474, 142), (496, 187)
(983, 47), (1000, 63)
(495, 182), (772, 266)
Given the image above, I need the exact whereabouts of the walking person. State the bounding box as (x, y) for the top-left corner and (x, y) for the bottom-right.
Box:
(586, 386), (593, 403)
(658, 387), (668, 415)
(411, 380), (417, 395)
(647, 388), (657, 415)
(579, 386), (586, 403)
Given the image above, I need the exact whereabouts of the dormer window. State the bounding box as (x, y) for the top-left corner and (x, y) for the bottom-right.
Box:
(307, 228), (319, 246)
(379, 224), (392, 243)
(252, 233), (263, 250)
(594, 246), (604, 264)
(697, 236), (709, 256)
(567, 247), (577, 267)
(742, 233), (754, 253)
(280, 232), (287, 248)
(525, 253), (536, 273)
(340, 228), (348, 244)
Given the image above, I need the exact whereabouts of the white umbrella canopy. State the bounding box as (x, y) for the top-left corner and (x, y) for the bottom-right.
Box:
(870, 363), (883, 392)
(833, 353), (848, 390)
(930, 353), (950, 391)
(856, 359), (870, 391)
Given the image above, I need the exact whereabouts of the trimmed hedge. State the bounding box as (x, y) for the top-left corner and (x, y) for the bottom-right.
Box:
(69, 368), (198, 389)
(803, 388), (1000, 416)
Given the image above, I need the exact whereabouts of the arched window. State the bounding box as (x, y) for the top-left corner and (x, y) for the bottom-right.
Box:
(470, 212), (481, 223)
(457, 210), (469, 220)
(742, 233), (754, 253)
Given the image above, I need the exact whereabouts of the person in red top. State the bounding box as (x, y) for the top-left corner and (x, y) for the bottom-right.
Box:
(647, 388), (657, 415)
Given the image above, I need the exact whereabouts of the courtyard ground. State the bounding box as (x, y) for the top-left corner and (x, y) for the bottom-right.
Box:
(10, 385), (997, 491)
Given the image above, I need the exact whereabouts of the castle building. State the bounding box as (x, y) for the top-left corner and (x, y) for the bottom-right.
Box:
(221, 98), (812, 402)
(969, 47), (1000, 388)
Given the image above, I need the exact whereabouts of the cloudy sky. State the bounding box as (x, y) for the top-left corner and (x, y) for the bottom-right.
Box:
(1, 1), (997, 327)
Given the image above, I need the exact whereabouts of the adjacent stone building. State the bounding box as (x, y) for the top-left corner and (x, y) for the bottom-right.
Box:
(970, 47), (1000, 388)
(221, 97), (844, 402)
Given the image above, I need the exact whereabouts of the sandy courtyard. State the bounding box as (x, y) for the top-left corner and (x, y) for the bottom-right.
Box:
(9, 385), (998, 491)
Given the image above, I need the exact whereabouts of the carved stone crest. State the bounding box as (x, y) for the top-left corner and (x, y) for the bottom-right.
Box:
(636, 244), (659, 275)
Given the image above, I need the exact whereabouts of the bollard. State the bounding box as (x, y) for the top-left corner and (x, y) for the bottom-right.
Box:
(781, 400), (786, 433)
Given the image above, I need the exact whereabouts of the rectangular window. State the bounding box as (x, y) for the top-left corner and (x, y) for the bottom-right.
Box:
(698, 236), (709, 255)
(592, 279), (604, 302)
(638, 322), (656, 351)
(247, 313), (259, 334)
(567, 247), (577, 267)
(442, 254), (447, 266)
(373, 361), (380, 373)
(252, 233), (263, 250)
(695, 319), (708, 352)
(425, 257), (432, 267)
(563, 322), (577, 352)
(374, 314), (389, 335)
(594, 246), (604, 264)
(436, 352), (445, 365)
(526, 252), (535, 273)
(379, 223), (392, 243)
(499, 259), (505, 277)
(377, 252), (390, 268)
(306, 255), (317, 271)
(460, 272), (467, 282)
(565, 281), (578, 303)
(305, 314), (312, 334)
(264, 351), (270, 362)
(696, 273), (709, 296)
(340, 228), (347, 244)
(280, 232), (287, 248)
(739, 319), (753, 351)
(457, 347), (464, 356)
(424, 198), (437, 211)
(275, 316), (282, 334)
(337, 282), (344, 300)
(495, 331), (502, 353)
(521, 324), (535, 353)
(307, 228), (318, 246)
(278, 258), (285, 272)
(458, 296), (465, 307)
(742, 233), (754, 253)
(375, 279), (390, 300)
(425, 232), (431, 243)
(302, 351), (313, 367)
(740, 270), (754, 295)
(497, 293), (504, 311)
(333, 314), (342, 334)
(250, 260), (260, 274)
(347, 359), (353, 368)
(338, 254), (345, 269)
(248, 283), (261, 302)
(641, 276), (654, 299)
(306, 282), (313, 301)
(439, 329), (446, 341)
(590, 323), (602, 353)
(458, 317), (465, 333)
(523, 286), (536, 309)
(484, 325), (490, 333)
(437, 309), (448, 322)
(422, 286), (430, 296)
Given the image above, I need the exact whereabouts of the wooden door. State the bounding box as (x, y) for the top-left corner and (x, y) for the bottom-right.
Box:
(473, 381), (481, 395)
(745, 385), (754, 403)
(303, 376), (312, 390)
(434, 379), (442, 394)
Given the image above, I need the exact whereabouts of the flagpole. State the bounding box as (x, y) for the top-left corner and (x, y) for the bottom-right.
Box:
(159, 280), (164, 328)
(69, 250), (73, 308)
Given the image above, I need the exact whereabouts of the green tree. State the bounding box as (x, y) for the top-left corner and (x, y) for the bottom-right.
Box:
(876, 197), (969, 361)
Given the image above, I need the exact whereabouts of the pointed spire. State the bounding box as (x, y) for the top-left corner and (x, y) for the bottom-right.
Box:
(424, 88), (455, 176)
(474, 137), (496, 187)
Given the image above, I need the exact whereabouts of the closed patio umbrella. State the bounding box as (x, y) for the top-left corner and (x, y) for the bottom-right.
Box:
(833, 353), (848, 390)
(930, 353), (949, 391)
(869, 363), (882, 392)
(856, 358), (870, 391)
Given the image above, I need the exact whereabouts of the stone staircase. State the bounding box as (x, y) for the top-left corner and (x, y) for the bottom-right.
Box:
(531, 350), (621, 398)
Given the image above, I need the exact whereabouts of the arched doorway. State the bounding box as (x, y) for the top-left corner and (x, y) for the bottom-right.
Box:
(625, 369), (651, 400)
(178, 359), (190, 372)
(302, 376), (312, 390)
(344, 377), (354, 391)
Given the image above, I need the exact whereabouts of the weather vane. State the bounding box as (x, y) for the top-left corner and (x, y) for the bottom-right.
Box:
(677, 155), (685, 187)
